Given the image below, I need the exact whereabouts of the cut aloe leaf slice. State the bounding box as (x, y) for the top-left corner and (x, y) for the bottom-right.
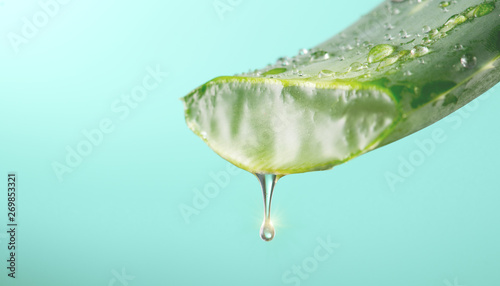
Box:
(183, 0), (500, 175)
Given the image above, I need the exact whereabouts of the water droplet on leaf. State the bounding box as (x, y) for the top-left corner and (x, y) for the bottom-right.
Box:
(460, 54), (477, 68)
(310, 50), (330, 61)
(439, 1), (450, 8)
(368, 44), (395, 63)
(411, 45), (430, 57)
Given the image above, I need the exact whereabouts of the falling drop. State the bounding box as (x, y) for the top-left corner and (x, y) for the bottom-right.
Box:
(256, 174), (279, 242)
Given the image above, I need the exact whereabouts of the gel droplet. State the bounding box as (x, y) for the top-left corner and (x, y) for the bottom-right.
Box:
(319, 69), (335, 77)
(439, 1), (450, 8)
(460, 54), (477, 68)
(261, 68), (287, 77)
(399, 29), (411, 39)
(310, 50), (330, 61)
(368, 44), (395, 63)
(466, 2), (495, 18)
(348, 62), (366, 72)
(441, 14), (467, 33)
(411, 45), (430, 57)
(256, 174), (279, 242)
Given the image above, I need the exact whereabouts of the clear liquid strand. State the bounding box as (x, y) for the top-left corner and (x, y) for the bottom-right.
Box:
(256, 173), (278, 242)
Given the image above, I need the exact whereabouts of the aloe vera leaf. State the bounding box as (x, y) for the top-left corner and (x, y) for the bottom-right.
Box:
(182, 0), (500, 175)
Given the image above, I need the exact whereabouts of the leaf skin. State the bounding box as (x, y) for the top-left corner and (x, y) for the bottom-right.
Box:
(183, 0), (500, 175)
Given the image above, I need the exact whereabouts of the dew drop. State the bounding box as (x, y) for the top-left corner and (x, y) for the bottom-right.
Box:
(454, 44), (464, 50)
(261, 68), (287, 77)
(429, 29), (439, 38)
(411, 45), (430, 57)
(422, 25), (431, 33)
(441, 14), (467, 33)
(368, 44), (395, 63)
(422, 36), (432, 44)
(298, 48), (309, 56)
(399, 29), (411, 39)
(384, 23), (395, 30)
(460, 54), (477, 68)
(439, 1), (450, 8)
(319, 69), (335, 77)
(466, 2), (495, 18)
(310, 50), (330, 61)
(276, 57), (290, 67)
(348, 62), (364, 72)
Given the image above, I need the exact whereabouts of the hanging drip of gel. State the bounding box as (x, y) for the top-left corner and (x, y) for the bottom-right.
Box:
(256, 174), (280, 242)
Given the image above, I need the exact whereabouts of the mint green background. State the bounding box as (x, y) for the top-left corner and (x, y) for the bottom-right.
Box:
(1, 0), (499, 285)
